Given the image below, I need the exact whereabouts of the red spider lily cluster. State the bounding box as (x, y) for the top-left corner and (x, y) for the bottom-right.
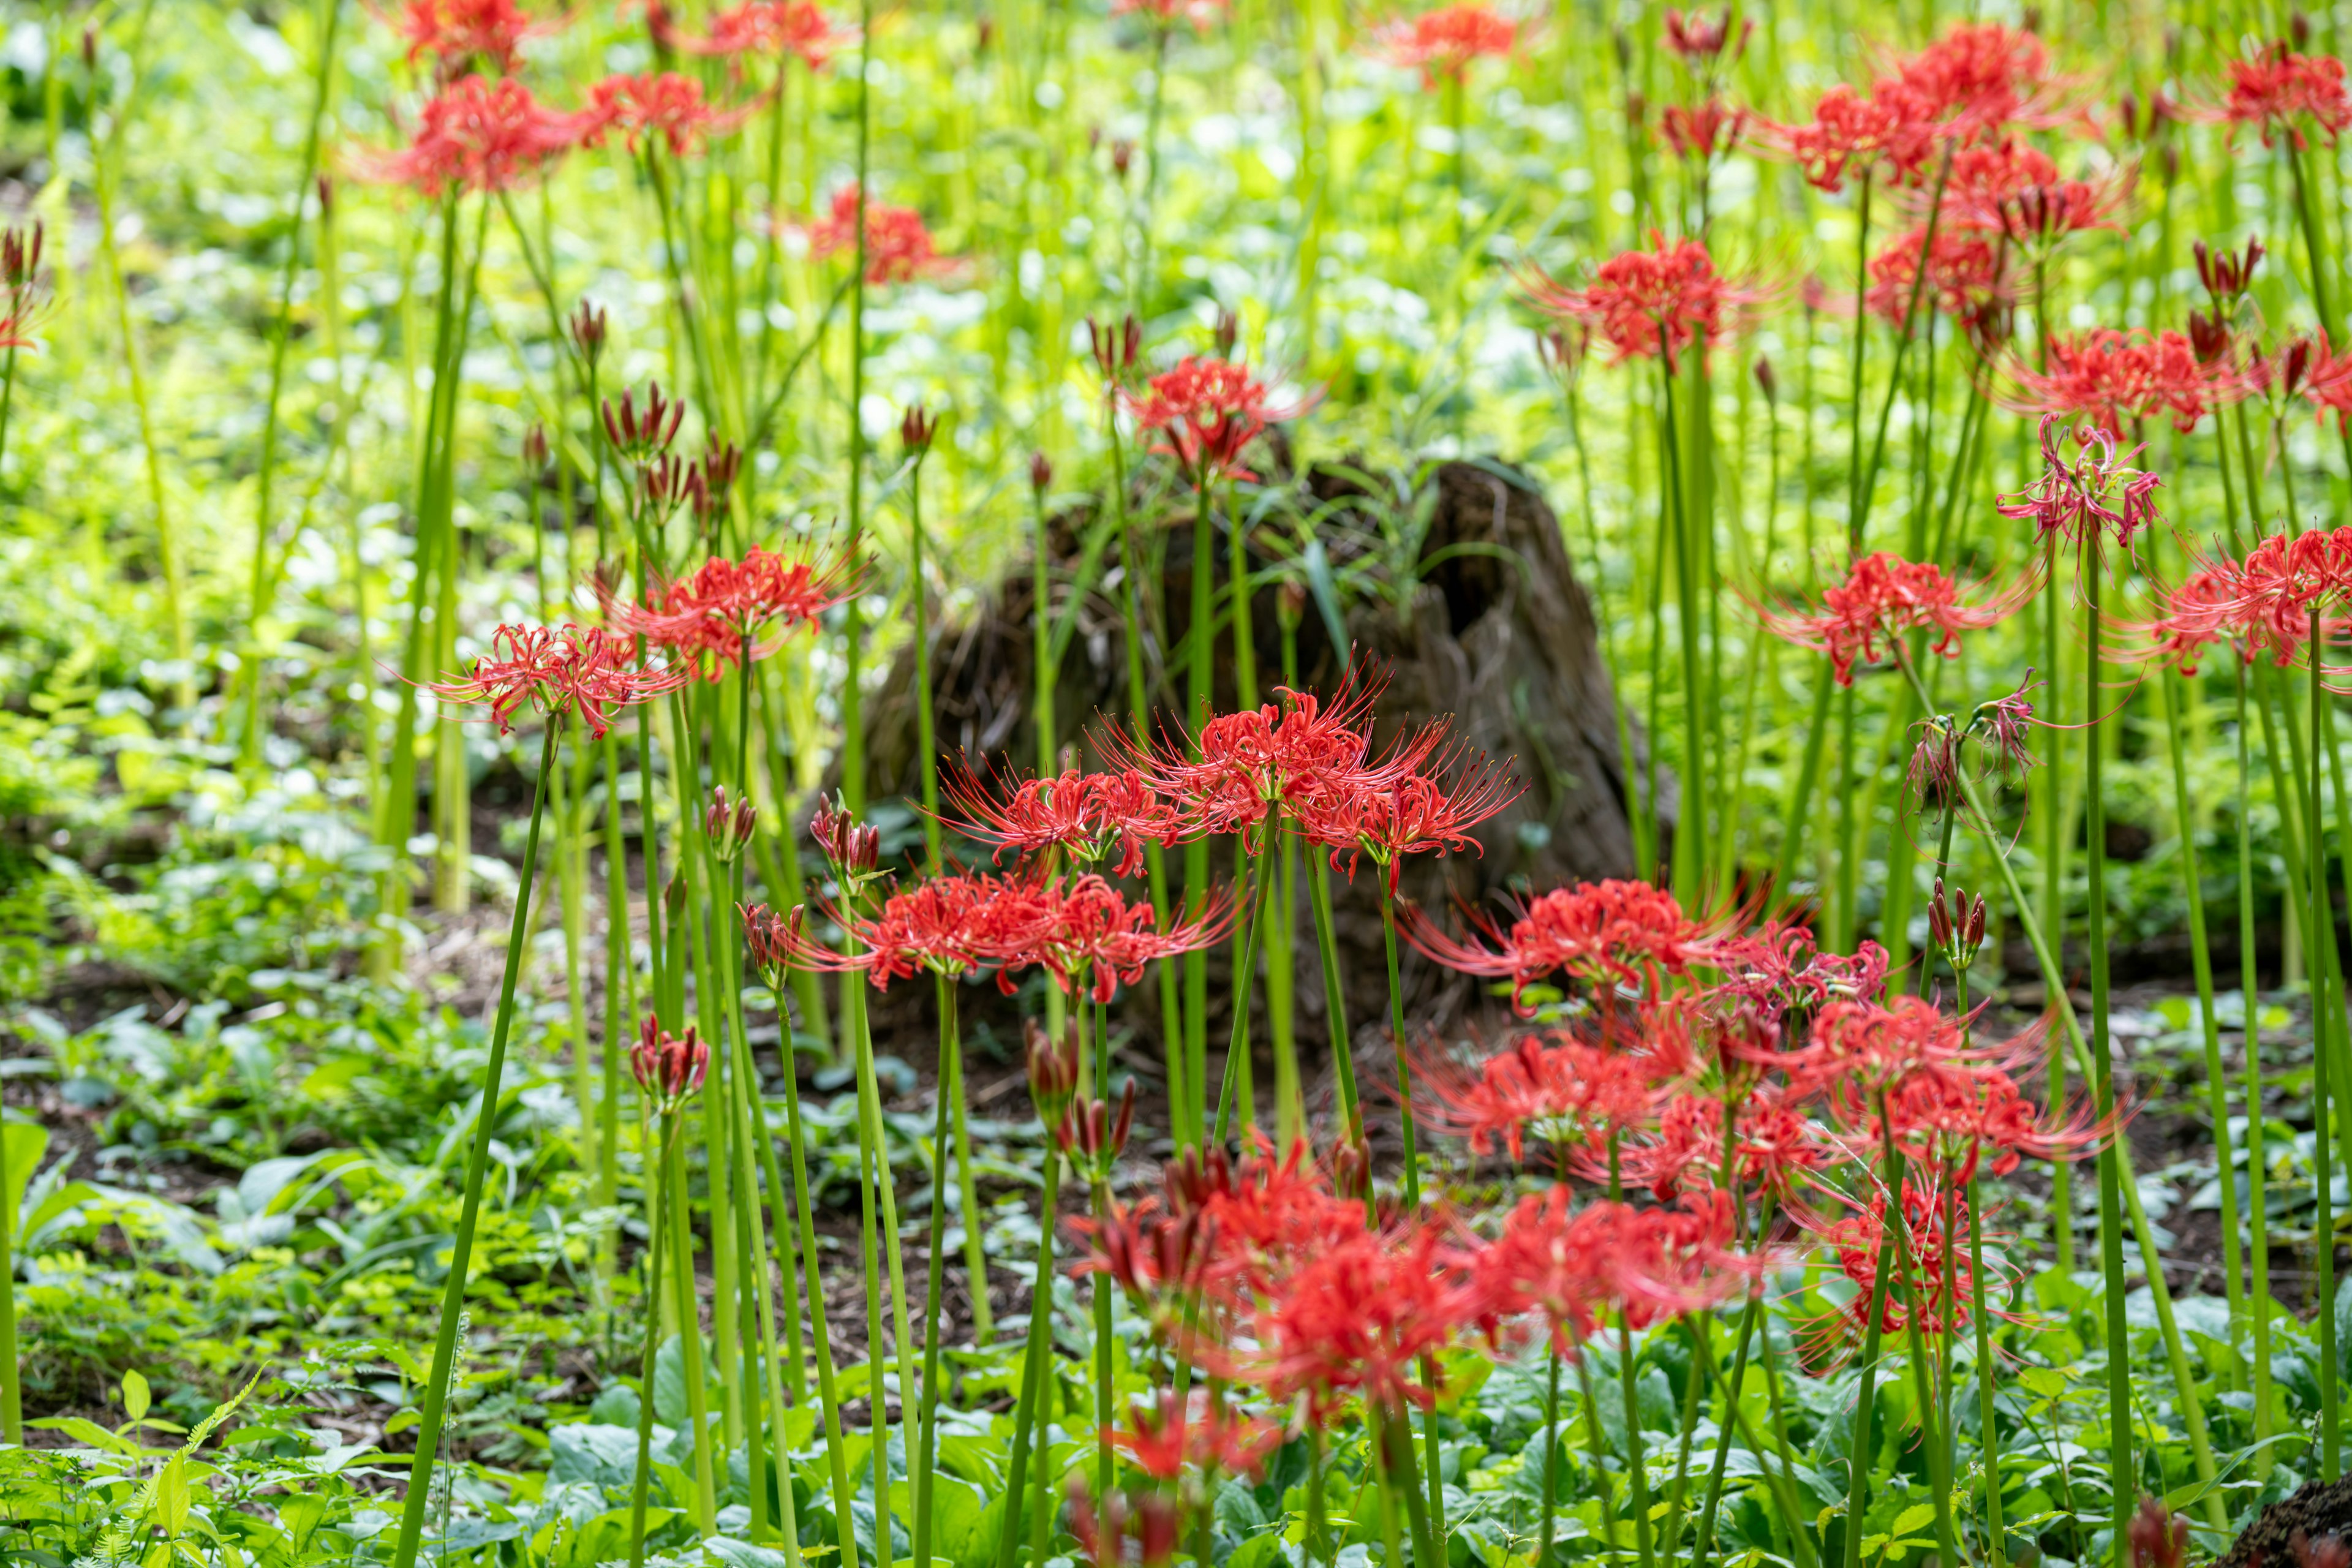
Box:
(1757, 551), (2035, 687)
(1120, 355), (1319, 484)
(2131, 524), (2352, 677)
(1371, 4), (1516, 89)
(581, 72), (750, 157)
(394, 0), (556, 80)
(1520, 232), (1765, 369)
(1404, 877), (1734, 1009)
(1110, 0), (1232, 31)
(805, 184), (959, 285)
(2006, 328), (2244, 434)
(353, 72), (589, 195)
(605, 546), (856, 678)
(426, 622), (688, 737)
(2212, 42), (2352, 149)
(662, 0), (857, 69)
(630, 1016), (709, 1110)
(1993, 413), (2165, 551)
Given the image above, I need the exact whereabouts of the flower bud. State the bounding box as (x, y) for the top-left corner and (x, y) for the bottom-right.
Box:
(1162, 1145), (1231, 1215)
(570, 299), (609, 362)
(705, 784), (758, 862)
(1025, 1017), (1082, 1125)
(602, 381), (685, 462)
(316, 175), (334, 218)
(1331, 1132), (1371, 1202)
(81, 27), (95, 73)
(2125, 1497), (2188, 1568)
(1752, 352), (1777, 404)
(2293, 10), (2312, 47)
(1029, 450), (1054, 496)
(522, 423), (551, 476)
(1057, 1079), (1137, 1168)
(631, 1017), (709, 1108)
(1213, 306), (1239, 360)
(739, 901), (797, 978)
(1111, 138), (1136, 181)
(901, 402), (938, 458)
(811, 793), (880, 875)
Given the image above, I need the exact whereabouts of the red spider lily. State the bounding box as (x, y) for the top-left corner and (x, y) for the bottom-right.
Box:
(630, 1016), (709, 1109)
(2127, 562), (2243, 674)
(1662, 9), (1750, 70)
(1413, 1031), (1657, 1165)
(2212, 42), (2352, 149)
(1001, 874), (1235, 1003)
(1757, 551), (2032, 688)
(1520, 232), (1765, 369)
(1993, 414), (2165, 551)
(2301, 332), (2352, 434)
(807, 184), (957, 285)
(941, 766), (1183, 878)
(1818, 1175), (1997, 1338)
(1863, 225), (2007, 322)
(606, 547), (854, 677)
(391, 0), (557, 79)
(1880, 21), (2075, 137)
(1844, 1056), (2112, 1182)
(581, 72), (750, 157)
(668, 1), (855, 69)
(1783, 993), (1976, 1101)
(1972, 673), (2043, 778)
(1102, 673), (1410, 846)
(1109, 1390), (1283, 1482)
(1120, 355), (1317, 485)
(1406, 878), (1732, 1009)
(1658, 99), (1747, 162)
(1468, 1188), (1747, 1354)
(1705, 924), (1892, 1019)
(2127, 1498), (2192, 1568)
(1759, 82), (1939, 194)
(1614, 1088), (1828, 1203)
(1243, 1223), (1469, 1419)
(2195, 235), (2265, 303)
(351, 73), (586, 195)
(1074, 1199), (1224, 1317)
(1302, 744), (1523, 894)
(1990, 175), (2131, 252)
(2210, 527), (2352, 670)
(739, 875), (1023, 990)
(1110, 0), (1232, 30)
(1938, 135), (2059, 217)
(1371, 4), (1516, 88)
(1181, 1138), (1367, 1297)
(426, 622), (685, 738)
(0, 222), (48, 352)
(2005, 328), (2246, 435)
(1069, 1479), (1184, 1568)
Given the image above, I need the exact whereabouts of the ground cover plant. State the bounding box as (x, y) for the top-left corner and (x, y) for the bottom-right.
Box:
(13, 2), (2352, 1567)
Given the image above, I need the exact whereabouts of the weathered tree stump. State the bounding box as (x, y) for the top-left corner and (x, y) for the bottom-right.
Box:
(847, 458), (1661, 1137)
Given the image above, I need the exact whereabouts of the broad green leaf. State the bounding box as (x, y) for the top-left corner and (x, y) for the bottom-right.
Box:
(1890, 1504), (1937, 1538)
(122, 1370), (151, 1424)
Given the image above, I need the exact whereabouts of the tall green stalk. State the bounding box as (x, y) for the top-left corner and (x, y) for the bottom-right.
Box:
(995, 1150), (1064, 1568)
(389, 717), (564, 1568)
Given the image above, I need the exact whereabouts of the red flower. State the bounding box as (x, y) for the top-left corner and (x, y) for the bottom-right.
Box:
(1857, 1057), (2111, 1181)
(1762, 82), (1938, 194)
(630, 1016), (709, 1109)
(1469, 1188), (1746, 1351)
(1246, 1224), (1468, 1418)
(807, 184), (957, 285)
(1183, 1139), (1368, 1300)
(942, 766), (1184, 877)
(352, 73), (585, 195)
(608, 547), (854, 677)
(1704, 924), (1891, 1017)
(1784, 994), (1973, 1101)
(1820, 1175), (1991, 1337)
(1415, 1031), (1657, 1164)
(2216, 43), (2352, 149)
(671, 1), (856, 69)
(427, 622), (685, 737)
(1069, 1480), (1183, 1568)
(1110, 0), (1232, 30)
(1758, 551), (2031, 688)
(1120, 355), (1317, 484)
(2129, 561), (2244, 674)
(1372, 4), (1516, 88)
(1659, 98), (1748, 162)
(1301, 741), (1522, 893)
(1992, 413), (2165, 550)
(1520, 232), (1764, 369)
(1662, 9), (1749, 70)
(740, 875), (1017, 990)
(1883, 21), (2070, 137)
(1405, 878), (1728, 1009)
(1863, 225), (2007, 322)
(1109, 1391), (1282, 1482)
(1001, 875), (1234, 1003)
(581, 72), (748, 156)
(2005, 328), (2244, 434)
(2209, 527), (2352, 669)
(391, 0), (556, 78)
(1616, 1088), (1828, 1202)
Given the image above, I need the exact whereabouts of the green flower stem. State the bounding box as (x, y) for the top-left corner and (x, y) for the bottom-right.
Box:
(1654, 346), (1706, 905)
(1837, 1242), (1897, 1568)
(628, 1110), (680, 1568)
(1617, 1314), (1658, 1568)
(769, 967), (862, 1568)
(1892, 650), (2230, 1533)
(0, 1106), (15, 1446)
(2038, 549), (2073, 1280)
(1183, 458), (1217, 1145)
(995, 1150), (1065, 1568)
(1561, 373), (1648, 881)
(1567, 1328), (1623, 1555)
(848, 983), (904, 1562)
(1306, 858), (1362, 1148)
(2157, 654), (2243, 1349)
(390, 716), (563, 1568)
(1967, 1175), (2005, 1568)
(238, 0), (342, 768)
(912, 976), (962, 1568)
(2312, 610), (2343, 1481)
(2237, 659), (2277, 1483)
(1213, 815), (1278, 1148)
(840, 0), (876, 824)
(666, 1110), (720, 1531)
(1538, 1346), (1561, 1568)
(1379, 1403), (1441, 1568)
(1771, 665), (1837, 904)
(1033, 464), (1058, 779)
(1684, 1308), (1815, 1568)
(723, 867), (789, 1550)
(910, 451), (942, 873)
(1869, 1100), (1957, 1568)
(1374, 878), (1445, 1541)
